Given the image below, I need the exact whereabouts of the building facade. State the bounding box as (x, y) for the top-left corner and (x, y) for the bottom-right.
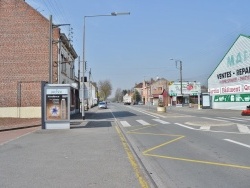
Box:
(208, 34), (250, 110)
(0, 0), (78, 117)
(150, 78), (169, 106)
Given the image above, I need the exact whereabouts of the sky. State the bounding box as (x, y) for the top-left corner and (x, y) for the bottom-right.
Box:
(26, 0), (250, 97)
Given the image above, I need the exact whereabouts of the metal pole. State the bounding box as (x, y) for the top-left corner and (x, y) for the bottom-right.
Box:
(57, 40), (61, 84)
(198, 93), (201, 110)
(78, 56), (81, 112)
(49, 15), (53, 83)
(81, 12), (129, 118)
(82, 16), (86, 119)
(180, 61), (183, 95)
(89, 68), (91, 108)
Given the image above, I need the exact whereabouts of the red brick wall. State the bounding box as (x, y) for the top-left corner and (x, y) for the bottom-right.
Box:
(0, 0), (59, 107)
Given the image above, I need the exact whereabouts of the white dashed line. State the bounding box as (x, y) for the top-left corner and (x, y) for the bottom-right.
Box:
(217, 117), (246, 122)
(152, 119), (170, 124)
(175, 123), (196, 130)
(237, 124), (250, 133)
(200, 126), (211, 130)
(224, 139), (250, 149)
(120, 121), (131, 127)
(136, 120), (150, 126)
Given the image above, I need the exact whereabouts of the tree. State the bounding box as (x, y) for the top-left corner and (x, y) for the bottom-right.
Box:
(98, 80), (112, 101)
(133, 90), (141, 103)
(122, 90), (128, 96)
(114, 88), (123, 102)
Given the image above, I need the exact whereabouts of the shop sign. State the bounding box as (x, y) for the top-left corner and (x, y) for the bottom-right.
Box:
(243, 84), (250, 92)
(209, 88), (220, 95)
(214, 94), (250, 102)
(221, 85), (242, 94)
(46, 88), (68, 95)
(168, 81), (201, 96)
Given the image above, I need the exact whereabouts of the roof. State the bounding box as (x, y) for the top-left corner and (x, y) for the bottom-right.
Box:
(134, 82), (143, 88)
(207, 34), (250, 80)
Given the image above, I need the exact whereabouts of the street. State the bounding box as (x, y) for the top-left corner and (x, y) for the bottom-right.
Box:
(1, 103), (250, 188)
(111, 103), (250, 188)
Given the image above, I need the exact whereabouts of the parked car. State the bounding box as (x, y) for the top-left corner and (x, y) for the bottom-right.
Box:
(98, 101), (107, 109)
(138, 101), (144, 105)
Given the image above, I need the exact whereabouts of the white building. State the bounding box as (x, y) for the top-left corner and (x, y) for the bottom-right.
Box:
(208, 34), (250, 110)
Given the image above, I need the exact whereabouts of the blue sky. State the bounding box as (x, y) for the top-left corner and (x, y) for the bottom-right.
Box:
(26, 0), (250, 96)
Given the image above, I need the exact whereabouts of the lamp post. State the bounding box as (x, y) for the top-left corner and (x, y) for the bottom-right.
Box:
(82, 12), (130, 119)
(170, 59), (183, 95)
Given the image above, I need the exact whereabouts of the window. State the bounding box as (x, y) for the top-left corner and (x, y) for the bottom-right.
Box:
(70, 62), (74, 79)
(61, 55), (67, 73)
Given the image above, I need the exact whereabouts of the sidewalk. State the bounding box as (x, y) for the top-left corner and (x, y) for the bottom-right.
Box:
(0, 110), (93, 131)
(0, 108), (149, 188)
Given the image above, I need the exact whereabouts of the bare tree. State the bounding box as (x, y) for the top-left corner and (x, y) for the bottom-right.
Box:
(98, 80), (112, 101)
(114, 88), (123, 102)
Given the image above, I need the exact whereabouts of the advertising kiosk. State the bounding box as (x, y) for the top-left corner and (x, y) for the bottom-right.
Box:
(43, 84), (70, 129)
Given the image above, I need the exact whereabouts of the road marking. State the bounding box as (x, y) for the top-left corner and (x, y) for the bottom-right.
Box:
(231, 117), (250, 121)
(127, 106), (163, 118)
(136, 120), (150, 126)
(217, 117), (246, 122)
(152, 119), (169, 124)
(200, 126), (211, 130)
(111, 110), (150, 187)
(201, 117), (229, 122)
(115, 126), (149, 187)
(175, 123), (196, 130)
(237, 124), (250, 133)
(224, 139), (250, 149)
(144, 153), (250, 170)
(88, 119), (114, 122)
(120, 121), (131, 127)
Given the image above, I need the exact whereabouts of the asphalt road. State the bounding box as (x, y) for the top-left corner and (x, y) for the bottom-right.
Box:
(111, 103), (250, 188)
(1, 103), (250, 188)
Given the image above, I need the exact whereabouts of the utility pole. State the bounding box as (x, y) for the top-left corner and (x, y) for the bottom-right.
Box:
(179, 60), (183, 95)
(49, 15), (70, 84)
(78, 56), (81, 112)
(89, 68), (91, 108)
(49, 15), (53, 83)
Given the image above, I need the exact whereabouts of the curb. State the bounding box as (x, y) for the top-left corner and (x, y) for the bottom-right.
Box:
(0, 124), (41, 132)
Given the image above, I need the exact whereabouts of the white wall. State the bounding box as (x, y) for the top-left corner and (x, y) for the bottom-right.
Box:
(208, 35), (250, 110)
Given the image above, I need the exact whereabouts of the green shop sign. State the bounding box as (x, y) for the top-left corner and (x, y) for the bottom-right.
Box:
(214, 94), (250, 102)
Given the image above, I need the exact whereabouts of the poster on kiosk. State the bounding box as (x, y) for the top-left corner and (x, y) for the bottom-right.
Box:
(44, 84), (70, 129)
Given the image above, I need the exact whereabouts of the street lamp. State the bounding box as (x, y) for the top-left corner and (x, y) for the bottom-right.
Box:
(82, 12), (130, 119)
(170, 59), (183, 95)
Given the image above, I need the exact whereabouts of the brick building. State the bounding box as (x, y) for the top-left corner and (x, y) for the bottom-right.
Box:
(0, 0), (79, 118)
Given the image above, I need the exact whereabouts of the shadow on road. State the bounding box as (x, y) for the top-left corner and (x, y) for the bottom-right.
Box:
(71, 121), (112, 129)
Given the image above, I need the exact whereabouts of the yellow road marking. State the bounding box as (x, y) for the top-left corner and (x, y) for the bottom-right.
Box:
(143, 136), (185, 154)
(115, 126), (149, 188)
(126, 124), (250, 170)
(144, 153), (250, 170)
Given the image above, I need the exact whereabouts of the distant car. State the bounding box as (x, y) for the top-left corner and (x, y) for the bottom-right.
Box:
(98, 101), (107, 109)
(138, 101), (144, 105)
